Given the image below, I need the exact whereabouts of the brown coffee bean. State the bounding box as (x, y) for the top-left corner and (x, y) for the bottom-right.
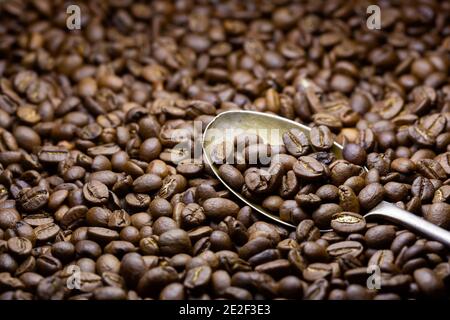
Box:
(365, 225), (396, 249)
(33, 223), (60, 242)
(137, 266), (178, 297)
(132, 174), (162, 193)
(338, 185), (360, 213)
(331, 212), (366, 234)
(83, 180), (109, 204)
(283, 128), (310, 157)
(423, 203), (450, 229)
(203, 198), (239, 220)
(184, 265), (212, 290)
(19, 186), (49, 212)
(7, 237), (32, 257)
(411, 177), (434, 202)
(413, 268), (445, 298)
(0, 208), (20, 229)
(218, 164), (245, 190)
(417, 159), (447, 180)
(358, 183), (385, 210)
(159, 229), (192, 256)
(391, 158), (416, 174)
(293, 156), (327, 180)
(296, 220), (320, 242)
(327, 241), (363, 258)
(342, 143), (367, 166)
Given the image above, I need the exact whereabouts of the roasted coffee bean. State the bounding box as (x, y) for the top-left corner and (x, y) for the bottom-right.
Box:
(338, 185), (360, 213)
(239, 237), (273, 260)
(416, 159), (447, 180)
(159, 229), (192, 256)
(184, 265), (212, 290)
(218, 164), (245, 190)
(0, 208), (20, 229)
(38, 146), (68, 163)
(158, 175), (187, 199)
(327, 241), (363, 258)
(310, 126), (333, 151)
(36, 255), (62, 276)
(83, 180), (109, 204)
(283, 128), (310, 157)
(296, 220), (320, 242)
(316, 185), (339, 202)
(304, 279), (329, 300)
(7, 237), (32, 257)
(365, 225), (397, 249)
(51, 242), (75, 263)
(19, 187), (49, 212)
(75, 240), (102, 259)
(203, 198), (239, 220)
(331, 212), (366, 234)
(34, 223), (60, 242)
(88, 227), (120, 243)
(413, 268), (445, 298)
(411, 177), (435, 202)
(293, 156), (327, 180)
(358, 183), (385, 210)
(137, 266), (178, 297)
(423, 203), (450, 229)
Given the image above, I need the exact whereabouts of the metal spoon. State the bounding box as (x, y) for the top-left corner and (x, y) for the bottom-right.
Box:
(202, 110), (450, 247)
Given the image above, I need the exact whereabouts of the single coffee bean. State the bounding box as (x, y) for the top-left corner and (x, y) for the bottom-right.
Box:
(282, 128), (310, 157)
(310, 125), (333, 151)
(0, 208), (20, 229)
(75, 240), (102, 259)
(33, 223), (60, 242)
(303, 263), (332, 282)
(137, 266), (178, 297)
(296, 220), (320, 242)
(132, 174), (163, 193)
(160, 283), (185, 300)
(36, 255), (62, 276)
(293, 156), (327, 180)
(359, 183), (385, 210)
(413, 268), (445, 298)
(342, 143), (367, 165)
(7, 237), (32, 257)
(159, 229), (192, 256)
(365, 225), (397, 249)
(316, 185), (339, 202)
(19, 187), (49, 212)
(331, 212), (366, 234)
(423, 203), (450, 229)
(327, 241), (363, 258)
(203, 198), (239, 220)
(411, 176), (435, 202)
(219, 164), (245, 190)
(184, 265), (212, 290)
(83, 180), (109, 204)
(338, 185), (360, 213)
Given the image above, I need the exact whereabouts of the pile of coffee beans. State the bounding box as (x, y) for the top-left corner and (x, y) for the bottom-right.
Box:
(215, 129), (371, 227)
(0, 0), (450, 300)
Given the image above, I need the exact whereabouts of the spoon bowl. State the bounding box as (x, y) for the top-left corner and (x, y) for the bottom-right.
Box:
(203, 110), (450, 247)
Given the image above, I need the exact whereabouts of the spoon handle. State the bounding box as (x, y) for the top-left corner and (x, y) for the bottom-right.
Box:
(365, 201), (450, 248)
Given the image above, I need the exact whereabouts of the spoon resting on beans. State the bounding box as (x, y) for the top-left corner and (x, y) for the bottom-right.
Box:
(202, 110), (450, 247)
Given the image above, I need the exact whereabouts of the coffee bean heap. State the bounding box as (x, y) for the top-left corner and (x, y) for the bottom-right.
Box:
(215, 130), (370, 226)
(0, 0), (450, 300)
